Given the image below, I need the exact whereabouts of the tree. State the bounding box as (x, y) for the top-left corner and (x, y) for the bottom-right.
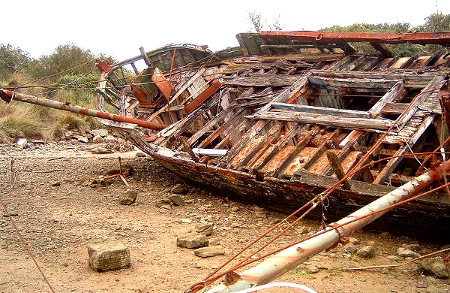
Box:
(27, 44), (96, 82)
(0, 44), (30, 82)
(247, 11), (283, 32)
(416, 13), (450, 32)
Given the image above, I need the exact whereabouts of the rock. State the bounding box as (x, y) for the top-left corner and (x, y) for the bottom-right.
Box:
(169, 195), (185, 206)
(104, 135), (116, 141)
(87, 242), (131, 272)
(356, 245), (375, 258)
(194, 246), (225, 258)
(119, 189), (137, 205)
(402, 242), (421, 251)
(419, 257), (449, 279)
(305, 264), (319, 274)
(92, 135), (104, 144)
(73, 135), (89, 143)
(348, 237), (360, 245)
(90, 129), (109, 137)
(343, 244), (358, 254)
(255, 211), (267, 218)
(195, 223), (214, 236)
(177, 233), (209, 249)
(171, 184), (189, 194)
(397, 247), (420, 258)
(16, 138), (28, 149)
(91, 147), (114, 154)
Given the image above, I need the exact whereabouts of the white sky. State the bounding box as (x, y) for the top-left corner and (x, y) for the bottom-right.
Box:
(3, 0), (450, 61)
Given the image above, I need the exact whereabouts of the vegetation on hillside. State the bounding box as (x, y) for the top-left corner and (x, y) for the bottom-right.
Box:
(0, 12), (449, 143)
(0, 44), (115, 143)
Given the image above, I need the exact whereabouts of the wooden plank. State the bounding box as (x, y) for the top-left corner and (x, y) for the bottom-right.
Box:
(271, 125), (322, 177)
(186, 101), (235, 146)
(219, 120), (270, 167)
(373, 146), (408, 184)
(368, 80), (405, 118)
(147, 68), (206, 122)
(309, 70), (436, 88)
(308, 75), (398, 90)
(271, 102), (370, 118)
(255, 74), (310, 113)
(251, 125), (320, 172)
(222, 75), (300, 87)
(156, 97), (218, 145)
(184, 79), (222, 113)
(196, 107), (249, 149)
(302, 128), (341, 173)
(247, 111), (393, 130)
(228, 122), (285, 169)
(394, 76), (446, 130)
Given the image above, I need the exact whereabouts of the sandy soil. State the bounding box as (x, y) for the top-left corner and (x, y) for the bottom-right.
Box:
(0, 141), (449, 293)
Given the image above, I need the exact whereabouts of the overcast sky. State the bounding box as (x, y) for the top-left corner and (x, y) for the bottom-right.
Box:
(3, 0), (450, 61)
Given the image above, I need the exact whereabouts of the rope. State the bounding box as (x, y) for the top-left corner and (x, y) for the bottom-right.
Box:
(0, 192), (57, 292)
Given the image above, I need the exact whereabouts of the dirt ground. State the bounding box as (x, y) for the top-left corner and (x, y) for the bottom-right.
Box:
(0, 141), (449, 293)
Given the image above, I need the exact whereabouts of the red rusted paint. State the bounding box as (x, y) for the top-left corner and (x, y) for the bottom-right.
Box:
(184, 79), (222, 113)
(152, 67), (173, 100)
(259, 31), (450, 45)
(95, 60), (112, 73)
(0, 89), (13, 102)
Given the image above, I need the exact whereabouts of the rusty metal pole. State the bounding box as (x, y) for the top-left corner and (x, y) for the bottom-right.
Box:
(205, 160), (450, 293)
(0, 89), (165, 130)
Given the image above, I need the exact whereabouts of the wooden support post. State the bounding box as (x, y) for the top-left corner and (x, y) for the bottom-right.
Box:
(179, 136), (199, 163)
(326, 151), (351, 190)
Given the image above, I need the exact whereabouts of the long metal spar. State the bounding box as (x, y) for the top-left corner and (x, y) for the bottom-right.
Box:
(204, 159), (450, 293)
(0, 89), (165, 130)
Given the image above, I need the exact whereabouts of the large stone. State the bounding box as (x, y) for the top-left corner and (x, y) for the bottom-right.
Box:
(88, 242), (130, 272)
(119, 189), (137, 205)
(194, 246), (225, 258)
(397, 247), (420, 258)
(195, 223), (214, 236)
(177, 233), (209, 249)
(420, 257), (449, 279)
(356, 245), (375, 258)
(90, 129), (109, 137)
(171, 184), (189, 194)
(169, 195), (185, 206)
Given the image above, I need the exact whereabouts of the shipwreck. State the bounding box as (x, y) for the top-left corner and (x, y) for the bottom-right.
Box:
(2, 31), (450, 246)
(2, 30), (450, 292)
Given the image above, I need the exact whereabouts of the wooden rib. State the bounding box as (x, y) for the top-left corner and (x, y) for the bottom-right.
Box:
(196, 107), (249, 149)
(268, 124), (318, 177)
(368, 80), (406, 118)
(301, 128), (341, 172)
(218, 120), (271, 168)
(228, 122), (285, 169)
(394, 75), (446, 130)
(373, 145), (408, 184)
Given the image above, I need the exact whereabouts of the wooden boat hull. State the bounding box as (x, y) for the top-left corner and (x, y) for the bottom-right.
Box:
(150, 147), (450, 244)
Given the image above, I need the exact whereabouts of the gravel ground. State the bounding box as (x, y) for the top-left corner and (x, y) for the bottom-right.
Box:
(0, 141), (449, 293)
